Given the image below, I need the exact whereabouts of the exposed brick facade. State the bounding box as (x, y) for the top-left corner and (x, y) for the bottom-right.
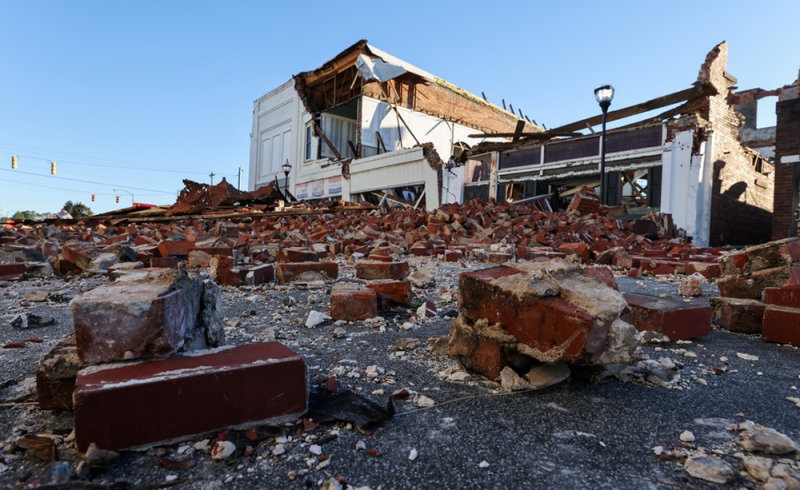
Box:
(772, 96), (800, 239)
(701, 42), (775, 246)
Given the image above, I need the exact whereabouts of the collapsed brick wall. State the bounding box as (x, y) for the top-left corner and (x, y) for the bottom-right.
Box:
(362, 78), (533, 135)
(701, 42), (775, 246)
(772, 97), (800, 239)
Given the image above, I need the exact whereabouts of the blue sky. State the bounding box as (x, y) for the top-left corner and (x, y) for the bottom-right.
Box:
(1, 0), (797, 216)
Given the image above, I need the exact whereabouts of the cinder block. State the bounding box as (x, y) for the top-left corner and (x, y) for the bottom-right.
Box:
(74, 342), (307, 451)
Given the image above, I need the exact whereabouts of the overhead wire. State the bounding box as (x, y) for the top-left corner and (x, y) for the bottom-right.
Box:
(0, 168), (176, 194)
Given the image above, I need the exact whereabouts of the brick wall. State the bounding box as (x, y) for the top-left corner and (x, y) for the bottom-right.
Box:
(772, 97), (800, 239)
(701, 42), (775, 246)
(362, 79), (533, 135)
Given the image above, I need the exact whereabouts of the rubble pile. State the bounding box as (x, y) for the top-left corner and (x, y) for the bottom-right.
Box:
(448, 259), (643, 386)
(712, 237), (800, 346)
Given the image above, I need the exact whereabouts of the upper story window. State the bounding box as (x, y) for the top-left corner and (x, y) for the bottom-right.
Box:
(305, 123), (313, 161)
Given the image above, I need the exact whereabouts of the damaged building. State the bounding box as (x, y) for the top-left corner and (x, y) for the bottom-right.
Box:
(470, 42), (799, 247)
(247, 40), (536, 211)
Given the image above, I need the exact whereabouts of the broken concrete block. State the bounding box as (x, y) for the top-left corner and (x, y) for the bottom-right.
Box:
(355, 260), (409, 281)
(330, 283), (378, 321)
(36, 335), (83, 410)
(762, 285), (800, 346)
(717, 265), (800, 299)
(365, 279), (412, 308)
(408, 269), (435, 289)
(71, 269), (222, 363)
(678, 273), (705, 297)
(276, 262), (338, 283)
(107, 261), (144, 281)
(453, 260), (635, 369)
(622, 293), (711, 340)
(709, 297), (765, 334)
(73, 342), (307, 451)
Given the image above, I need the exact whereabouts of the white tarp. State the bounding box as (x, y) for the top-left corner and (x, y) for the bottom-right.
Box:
(355, 54), (407, 83)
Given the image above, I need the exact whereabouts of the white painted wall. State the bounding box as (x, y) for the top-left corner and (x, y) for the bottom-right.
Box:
(660, 129), (714, 246)
(249, 80), (298, 192)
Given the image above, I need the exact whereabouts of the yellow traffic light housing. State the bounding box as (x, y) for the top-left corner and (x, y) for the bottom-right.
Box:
(11, 155), (17, 169)
(51, 161), (56, 175)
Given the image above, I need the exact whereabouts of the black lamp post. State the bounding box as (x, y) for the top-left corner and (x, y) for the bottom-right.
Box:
(282, 160), (292, 202)
(594, 84), (615, 205)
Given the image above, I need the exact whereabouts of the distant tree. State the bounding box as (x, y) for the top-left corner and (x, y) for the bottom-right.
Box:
(11, 210), (48, 221)
(63, 201), (93, 218)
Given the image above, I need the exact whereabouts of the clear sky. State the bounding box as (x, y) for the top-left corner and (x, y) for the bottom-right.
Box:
(1, 0), (798, 217)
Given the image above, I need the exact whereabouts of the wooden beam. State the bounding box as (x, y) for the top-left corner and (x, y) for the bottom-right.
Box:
(313, 120), (342, 160)
(511, 120), (526, 143)
(468, 130), (583, 138)
(392, 105), (420, 145)
(550, 83), (716, 133)
(348, 140), (358, 158)
(375, 131), (387, 153)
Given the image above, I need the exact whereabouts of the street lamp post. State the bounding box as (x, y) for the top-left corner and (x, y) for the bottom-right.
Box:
(594, 85), (615, 205)
(282, 160), (292, 203)
(113, 188), (134, 205)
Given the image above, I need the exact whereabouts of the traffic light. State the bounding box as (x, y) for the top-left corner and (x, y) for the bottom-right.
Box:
(91, 194), (95, 202)
(116, 195), (119, 203)
(11, 155), (17, 169)
(51, 161), (56, 175)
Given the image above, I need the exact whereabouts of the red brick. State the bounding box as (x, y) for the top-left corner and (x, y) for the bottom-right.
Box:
(444, 249), (463, 262)
(708, 297), (765, 334)
(240, 264), (274, 285)
(448, 315), (507, 379)
(71, 269), (220, 363)
(686, 262), (721, 279)
(762, 308), (800, 346)
(355, 260), (409, 280)
(365, 279), (412, 308)
(566, 187), (600, 215)
(717, 265), (800, 299)
(486, 252), (513, 264)
(275, 248), (319, 263)
(330, 284), (378, 321)
(157, 240), (196, 257)
(458, 264), (616, 365)
(582, 266), (618, 290)
(0, 263), (26, 280)
(622, 293), (711, 340)
(744, 238), (800, 273)
(73, 342), (307, 451)
(367, 254), (394, 263)
(275, 262), (339, 283)
(557, 243), (590, 258)
(763, 285), (800, 309)
(150, 256), (178, 269)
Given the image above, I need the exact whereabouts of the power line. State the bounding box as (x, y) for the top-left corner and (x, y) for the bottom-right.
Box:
(7, 152), (210, 176)
(0, 142), (215, 175)
(0, 168), (176, 194)
(0, 177), (117, 196)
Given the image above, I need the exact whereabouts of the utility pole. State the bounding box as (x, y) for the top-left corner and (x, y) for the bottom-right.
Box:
(209, 172), (215, 185)
(237, 167), (243, 190)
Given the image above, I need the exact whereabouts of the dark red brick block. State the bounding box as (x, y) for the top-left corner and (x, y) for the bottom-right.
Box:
(355, 260), (409, 281)
(74, 342), (307, 451)
(708, 297), (765, 334)
(763, 285), (800, 309)
(330, 284), (378, 321)
(157, 240), (196, 258)
(240, 264), (274, 285)
(582, 266), (619, 291)
(0, 263), (26, 281)
(448, 315), (507, 379)
(717, 265), (800, 299)
(622, 293), (711, 340)
(762, 308), (800, 346)
(275, 248), (319, 263)
(366, 279), (412, 308)
(150, 256), (178, 269)
(444, 249), (463, 262)
(275, 262), (338, 283)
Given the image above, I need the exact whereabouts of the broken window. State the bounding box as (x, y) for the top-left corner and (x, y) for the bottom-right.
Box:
(756, 96), (778, 129)
(305, 123), (314, 161)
